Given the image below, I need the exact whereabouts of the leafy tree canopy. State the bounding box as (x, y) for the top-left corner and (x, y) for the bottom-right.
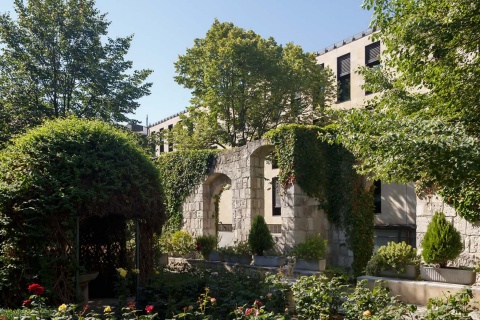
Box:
(330, 0), (480, 221)
(172, 19), (335, 148)
(0, 0), (152, 147)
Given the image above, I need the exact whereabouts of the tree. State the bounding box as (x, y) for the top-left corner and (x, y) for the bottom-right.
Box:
(0, 0), (152, 147)
(173, 19), (335, 148)
(422, 212), (463, 268)
(331, 0), (480, 222)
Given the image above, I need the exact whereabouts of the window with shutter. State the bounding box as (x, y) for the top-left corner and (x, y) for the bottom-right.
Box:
(365, 41), (380, 67)
(337, 53), (351, 102)
(365, 41), (381, 95)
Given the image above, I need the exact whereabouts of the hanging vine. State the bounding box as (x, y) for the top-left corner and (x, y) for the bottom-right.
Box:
(266, 124), (374, 276)
(156, 150), (219, 231)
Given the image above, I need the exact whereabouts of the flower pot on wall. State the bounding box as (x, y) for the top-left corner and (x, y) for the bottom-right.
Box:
(378, 265), (418, 280)
(420, 266), (476, 285)
(208, 252), (221, 262)
(253, 255), (286, 267)
(295, 259), (326, 271)
(226, 254), (252, 265)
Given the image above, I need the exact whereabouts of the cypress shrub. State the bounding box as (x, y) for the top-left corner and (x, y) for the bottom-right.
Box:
(248, 215), (274, 256)
(422, 211), (463, 268)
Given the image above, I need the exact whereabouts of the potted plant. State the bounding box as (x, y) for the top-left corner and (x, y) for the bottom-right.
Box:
(420, 211), (474, 284)
(248, 215), (285, 266)
(290, 233), (327, 271)
(229, 240), (252, 264)
(195, 234), (217, 260)
(365, 241), (420, 279)
(164, 230), (195, 258)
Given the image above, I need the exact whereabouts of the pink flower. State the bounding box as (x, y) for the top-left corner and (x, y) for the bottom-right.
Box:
(145, 305), (154, 313)
(27, 283), (45, 295)
(23, 299), (32, 307)
(210, 298), (216, 303)
(255, 309), (260, 316)
(245, 308), (252, 316)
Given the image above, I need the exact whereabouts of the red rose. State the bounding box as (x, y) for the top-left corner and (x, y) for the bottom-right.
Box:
(27, 283), (45, 295)
(254, 299), (262, 307)
(23, 299), (32, 307)
(245, 308), (252, 316)
(145, 305), (154, 313)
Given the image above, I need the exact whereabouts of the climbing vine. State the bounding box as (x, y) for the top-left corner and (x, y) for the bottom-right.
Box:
(156, 150), (219, 231)
(266, 124), (374, 276)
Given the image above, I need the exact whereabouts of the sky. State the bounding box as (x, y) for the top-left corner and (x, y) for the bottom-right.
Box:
(0, 1), (373, 126)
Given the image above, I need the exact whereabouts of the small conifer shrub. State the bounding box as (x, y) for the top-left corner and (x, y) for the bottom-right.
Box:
(422, 211), (463, 268)
(248, 215), (274, 256)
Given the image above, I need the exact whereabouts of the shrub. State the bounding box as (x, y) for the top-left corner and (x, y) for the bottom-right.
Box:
(170, 230), (195, 256)
(422, 288), (477, 319)
(365, 241), (420, 275)
(342, 280), (415, 320)
(292, 275), (348, 319)
(290, 233), (327, 261)
(422, 211), (463, 268)
(248, 216), (274, 256)
(196, 235), (217, 259)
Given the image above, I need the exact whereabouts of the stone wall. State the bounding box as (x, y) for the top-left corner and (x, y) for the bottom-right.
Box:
(181, 139), (352, 268)
(416, 194), (480, 268)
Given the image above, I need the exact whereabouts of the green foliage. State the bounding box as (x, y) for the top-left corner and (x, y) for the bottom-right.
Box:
(330, 0), (480, 222)
(422, 288), (477, 319)
(0, 0), (152, 147)
(196, 235), (218, 259)
(422, 212), (463, 268)
(266, 124), (374, 276)
(342, 280), (415, 320)
(0, 117), (164, 306)
(174, 19), (335, 148)
(292, 275), (348, 319)
(290, 234), (327, 261)
(156, 150), (218, 230)
(366, 242), (420, 276)
(248, 216), (274, 256)
(169, 230), (195, 256)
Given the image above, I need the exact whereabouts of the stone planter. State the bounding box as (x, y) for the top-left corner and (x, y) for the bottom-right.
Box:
(295, 259), (326, 271)
(208, 252), (222, 262)
(378, 265), (418, 280)
(420, 266), (476, 285)
(158, 253), (169, 266)
(253, 255), (286, 267)
(225, 254), (252, 265)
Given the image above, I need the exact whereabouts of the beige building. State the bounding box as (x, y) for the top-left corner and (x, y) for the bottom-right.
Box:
(149, 29), (417, 253)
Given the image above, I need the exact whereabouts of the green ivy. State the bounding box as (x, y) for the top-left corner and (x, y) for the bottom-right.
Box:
(0, 117), (164, 306)
(156, 150), (219, 231)
(266, 124), (374, 276)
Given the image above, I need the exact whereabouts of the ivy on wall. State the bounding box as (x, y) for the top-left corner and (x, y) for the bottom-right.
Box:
(156, 150), (219, 231)
(266, 124), (374, 276)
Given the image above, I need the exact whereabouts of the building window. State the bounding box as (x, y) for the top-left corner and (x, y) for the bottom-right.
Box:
(337, 53), (351, 102)
(168, 124), (173, 152)
(159, 128), (164, 153)
(365, 41), (381, 95)
(374, 226), (416, 250)
(272, 177), (281, 216)
(365, 41), (380, 68)
(374, 180), (381, 214)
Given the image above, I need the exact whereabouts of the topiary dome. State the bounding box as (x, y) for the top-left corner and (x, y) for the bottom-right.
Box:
(0, 117), (164, 306)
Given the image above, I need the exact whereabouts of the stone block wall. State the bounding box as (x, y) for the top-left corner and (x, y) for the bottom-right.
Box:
(416, 194), (480, 268)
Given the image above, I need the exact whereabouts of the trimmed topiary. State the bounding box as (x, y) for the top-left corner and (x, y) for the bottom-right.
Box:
(422, 211), (463, 268)
(0, 117), (164, 306)
(248, 215), (274, 256)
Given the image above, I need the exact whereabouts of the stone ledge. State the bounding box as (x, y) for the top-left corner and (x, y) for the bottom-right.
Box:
(358, 275), (480, 305)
